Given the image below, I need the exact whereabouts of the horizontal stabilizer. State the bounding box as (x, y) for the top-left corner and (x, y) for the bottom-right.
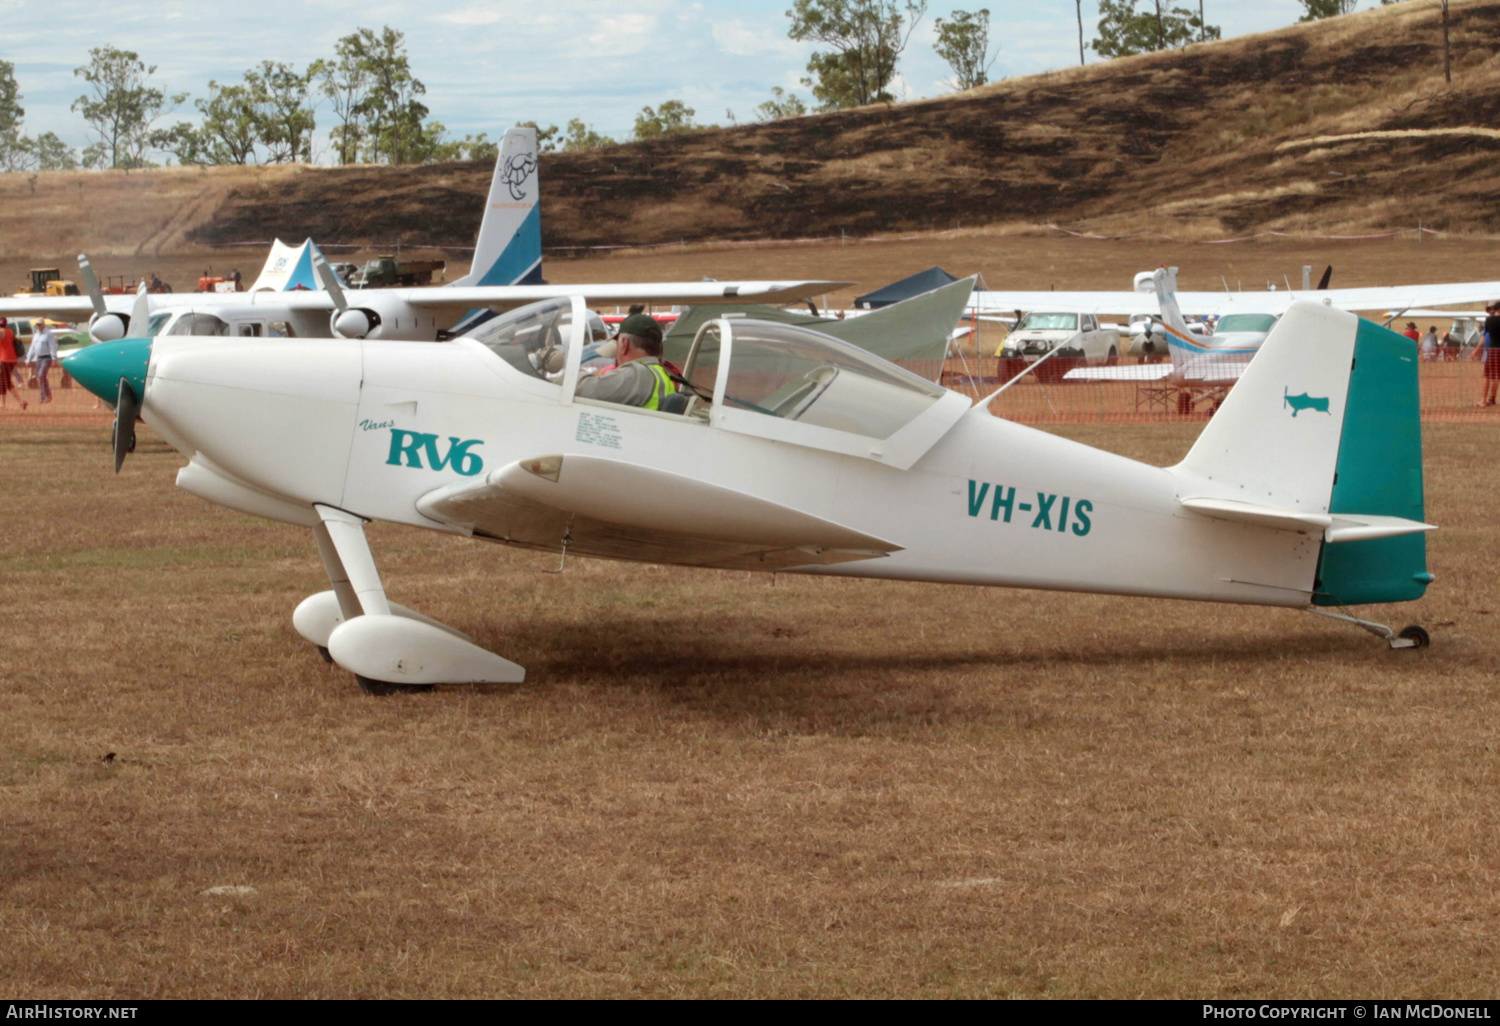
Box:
(1323, 515), (1437, 544)
(1064, 364), (1173, 382)
(417, 453), (900, 571)
(1179, 497), (1434, 543)
(1179, 496), (1331, 534)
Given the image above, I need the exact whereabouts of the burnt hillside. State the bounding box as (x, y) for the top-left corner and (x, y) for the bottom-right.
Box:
(169, 0), (1500, 249)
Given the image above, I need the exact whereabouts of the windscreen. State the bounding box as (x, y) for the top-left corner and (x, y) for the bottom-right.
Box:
(1018, 313), (1077, 331)
(470, 298), (574, 381)
(1216, 314), (1278, 333)
(718, 320), (945, 440)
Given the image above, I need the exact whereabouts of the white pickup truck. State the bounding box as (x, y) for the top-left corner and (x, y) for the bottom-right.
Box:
(996, 311), (1123, 380)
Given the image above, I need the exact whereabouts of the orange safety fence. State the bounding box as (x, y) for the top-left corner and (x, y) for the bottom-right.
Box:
(0, 370), (113, 427)
(906, 355), (1499, 425)
(5, 357), (1495, 431)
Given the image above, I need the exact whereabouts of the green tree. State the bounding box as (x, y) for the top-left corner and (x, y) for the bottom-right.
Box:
(787, 0), (927, 110)
(71, 46), (185, 168)
(352, 27), (428, 164)
(1298, 0), (1358, 17)
(1092, 0), (1219, 58)
(634, 100), (701, 140)
(310, 38), (373, 165)
(933, 8), (996, 91)
(755, 86), (809, 121)
(517, 121), (560, 153)
(24, 132), (79, 171)
(561, 118), (611, 151)
(1, 59), (28, 171)
(246, 61), (315, 164)
(172, 79), (260, 165)
(424, 128), (500, 163)
(314, 26), (435, 165)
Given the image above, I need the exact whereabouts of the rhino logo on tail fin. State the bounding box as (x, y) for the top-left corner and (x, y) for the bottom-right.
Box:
(1284, 387), (1331, 417)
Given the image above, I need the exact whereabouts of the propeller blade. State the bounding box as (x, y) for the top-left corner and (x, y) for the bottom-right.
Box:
(112, 377), (139, 474)
(129, 282), (150, 334)
(77, 254), (108, 318)
(311, 249), (349, 313)
(1317, 265), (1333, 291)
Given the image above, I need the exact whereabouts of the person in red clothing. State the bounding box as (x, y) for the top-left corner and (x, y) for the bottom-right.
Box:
(0, 317), (24, 410)
(1403, 321), (1421, 343)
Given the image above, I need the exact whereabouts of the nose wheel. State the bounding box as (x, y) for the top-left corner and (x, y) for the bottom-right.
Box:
(356, 675), (434, 696)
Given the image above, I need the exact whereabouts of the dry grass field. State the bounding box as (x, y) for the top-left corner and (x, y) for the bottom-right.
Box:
(0, 415), (1496, 999)
(5, 0), (1500, 996)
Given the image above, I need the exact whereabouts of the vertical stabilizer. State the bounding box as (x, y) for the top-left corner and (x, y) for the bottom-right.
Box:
(451, 126), (542, 288)
(1172, 302), (1430, 606)
(1173, 301), (1356, 515)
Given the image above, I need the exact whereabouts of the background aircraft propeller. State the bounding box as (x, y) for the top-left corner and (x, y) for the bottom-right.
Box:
(78, 254), (143, 342)
(78, 254), (108, 320)
(112, 377), (139, 473)
(314, 250), (379, 339)
(1318, 265), (1333, 290)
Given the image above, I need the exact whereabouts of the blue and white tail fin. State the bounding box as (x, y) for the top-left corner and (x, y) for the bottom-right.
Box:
(1170, 301), (1434, 607)
(450, 126), (542, 289)
(1151, 266), (1212, 370)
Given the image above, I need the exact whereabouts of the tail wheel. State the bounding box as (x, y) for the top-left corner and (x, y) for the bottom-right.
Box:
(1397, 625), (1431, 649)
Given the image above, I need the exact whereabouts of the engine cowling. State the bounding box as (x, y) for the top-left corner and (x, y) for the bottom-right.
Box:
(332, 308), (380, 339)
(90, 312), (130, 343)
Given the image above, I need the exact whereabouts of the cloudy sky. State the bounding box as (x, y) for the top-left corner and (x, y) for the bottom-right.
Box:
(2, 0), (1386, 160)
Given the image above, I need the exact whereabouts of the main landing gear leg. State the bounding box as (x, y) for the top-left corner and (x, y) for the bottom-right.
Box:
(1307, 607), (1431, 650)
(291, 504), (526, 694)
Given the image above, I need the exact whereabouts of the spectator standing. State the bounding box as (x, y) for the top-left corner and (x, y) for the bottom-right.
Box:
(0, 317), (23, 410)
(1482, 304), (1500, 407)
(26, 319), (58, 405)
(1403, 321), (1421, 343)
(1420, 326), (1439, 362)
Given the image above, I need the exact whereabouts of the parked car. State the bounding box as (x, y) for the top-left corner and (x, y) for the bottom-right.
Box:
(997, 311), (1122, 381)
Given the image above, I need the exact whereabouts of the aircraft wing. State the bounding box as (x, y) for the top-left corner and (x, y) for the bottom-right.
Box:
(973, 280), (1500, 319)
(416, 452), (900, 572)
(401, 280), (853, 318)
(0, 296), (100, 321)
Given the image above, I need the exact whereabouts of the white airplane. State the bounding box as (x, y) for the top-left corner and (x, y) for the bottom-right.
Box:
(63, 295), (1436, 694)
(1064, 267), (1276, 388)
(0, 127), (844, 342)
(971, 266), (1500, 323)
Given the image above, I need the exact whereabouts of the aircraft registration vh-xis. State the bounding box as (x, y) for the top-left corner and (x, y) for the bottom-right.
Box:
(64, 293), (1436, 694)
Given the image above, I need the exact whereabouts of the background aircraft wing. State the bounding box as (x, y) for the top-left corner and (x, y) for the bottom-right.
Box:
(401, 280), (853, 318)
(975, 281), (1500, 319)
(971, 290), (1159, 317)
(1310, 282), (1500, 312)
(0, 296), (101, 320)
(416, 452), (899, 571)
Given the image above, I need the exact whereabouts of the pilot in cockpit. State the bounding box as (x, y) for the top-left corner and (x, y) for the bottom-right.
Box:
(574, 313), (677, 410)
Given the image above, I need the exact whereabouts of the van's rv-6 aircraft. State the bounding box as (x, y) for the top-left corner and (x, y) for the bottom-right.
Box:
(65, 295), (1436, 694)
(0, 127), (844, 343)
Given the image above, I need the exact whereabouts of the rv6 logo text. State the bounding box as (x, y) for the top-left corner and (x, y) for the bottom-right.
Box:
(386, 429), (484, 476)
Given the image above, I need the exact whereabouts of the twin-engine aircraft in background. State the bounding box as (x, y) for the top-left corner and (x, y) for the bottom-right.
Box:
(0, 127), (845, 343)
(66, 294), (1435, 695)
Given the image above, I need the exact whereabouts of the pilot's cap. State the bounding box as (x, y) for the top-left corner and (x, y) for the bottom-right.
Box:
(618, 312), (663, 346)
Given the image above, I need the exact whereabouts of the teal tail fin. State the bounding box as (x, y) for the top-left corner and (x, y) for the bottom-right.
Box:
(1313, 317), (1431, 607)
